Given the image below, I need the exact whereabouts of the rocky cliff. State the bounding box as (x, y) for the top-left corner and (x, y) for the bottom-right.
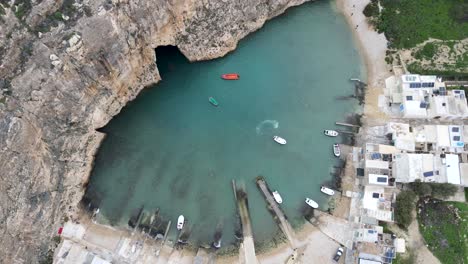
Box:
(0, 0), (308, 262)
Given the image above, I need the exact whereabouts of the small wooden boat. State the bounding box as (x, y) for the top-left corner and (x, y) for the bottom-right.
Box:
(273, 136), (287, 145)
(209, 97), (219, 106)
(272, 191), (283, 204)
(333, 143), (341, 157)
(320, 186), (335, 196)
(305, 198), (318, 209)
(221, 73), (240, 80)
(324, 130), (339, 137)
(177, 215), (185, 230)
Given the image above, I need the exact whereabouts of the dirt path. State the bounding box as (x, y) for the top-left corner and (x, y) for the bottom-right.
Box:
(388, 210), (440, 264)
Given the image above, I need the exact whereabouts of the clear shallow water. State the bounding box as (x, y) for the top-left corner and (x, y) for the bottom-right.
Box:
(86, 0), (363, 246)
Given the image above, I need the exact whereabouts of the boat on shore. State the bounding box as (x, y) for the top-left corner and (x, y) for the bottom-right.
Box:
(221, 73), (240, 80)
(209, 97), (219, 106)
(272, 190), (283, 204)
(324, 130), (339, 137)
(305, 198), (318, 209)
(320, 186), (335, 196)
(273, 136), (287, 145)
(177, 215), (185, 230)
(333, 143), (341, 157)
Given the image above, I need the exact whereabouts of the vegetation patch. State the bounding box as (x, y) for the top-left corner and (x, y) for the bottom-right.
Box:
(366, 0), (468, 49)
(409, 181), (458, 199)
(417, 199), (468, 264)
(395, 190), (417, 229)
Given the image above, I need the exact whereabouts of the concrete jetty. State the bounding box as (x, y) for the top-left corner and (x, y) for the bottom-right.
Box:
(255, 176), (298, 248)
(233, 182), (259, 264)
(336, 122), (360, 128)
(308, 210), (354, 248)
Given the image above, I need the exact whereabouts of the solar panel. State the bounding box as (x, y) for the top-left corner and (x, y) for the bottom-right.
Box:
(377, 177), (387, 183)
(452, 127), (460, 132)
(423, 171), (434, 177)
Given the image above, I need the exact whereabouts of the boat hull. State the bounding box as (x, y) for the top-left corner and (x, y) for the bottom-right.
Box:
(320, 186), (335, 196)
(324, 130), (339, 137)
(177, 215), (184, 230)
(273, 136), (287, 145)
(333, 144), (341, 157)
(305, 198), (318, 208)
(209, 97), (219, 106)
(221, 73), (240, 80)
(272, 191), (283, 204)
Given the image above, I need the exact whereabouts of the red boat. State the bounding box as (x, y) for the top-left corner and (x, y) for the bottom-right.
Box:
(221, 73), (240, 80)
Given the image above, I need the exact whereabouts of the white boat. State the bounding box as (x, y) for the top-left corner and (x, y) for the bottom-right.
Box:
(177, 215), (185, 230)
(324, 130), (339, 137)
(320, 186), (335, 196)
(333, 143), (341, 157)
(272, 191), (283, 204)
(273, 136), (287, 145)
(305, 198), (319, 209)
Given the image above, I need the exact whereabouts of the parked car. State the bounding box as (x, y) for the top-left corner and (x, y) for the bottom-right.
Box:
(333, 247), (344, 262)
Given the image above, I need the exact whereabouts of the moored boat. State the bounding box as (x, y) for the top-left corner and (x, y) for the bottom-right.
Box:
(324, 130), (339, 137)
(221, 73), (240, 80)
(333, 143), (341, 157)
(320, 186), (335, 196)
(305, 198), (318, 209)
(177, 215), (185, 230)
(209, 97), (219, 106)
(273, 136), (287, 145)
(272, 191), (283, 204)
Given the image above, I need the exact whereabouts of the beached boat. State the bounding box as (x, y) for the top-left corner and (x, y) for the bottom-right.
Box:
(320, 186), (335, 196)
(305, 198), (318, 209)
(273, 136), (287, 145)
(209, 97), (219, 106)
(272, 190), (283, 204)
(221, 73), (240, 80)
(324, 130), (339, 137)
(212, 240), (222, 249)
(177, 215), (185, 230)
(333, 143), (341, 157)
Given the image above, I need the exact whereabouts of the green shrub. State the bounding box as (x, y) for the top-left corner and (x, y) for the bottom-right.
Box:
(409, 181), (458, 199)
(363, 1), (379, 18)
(431, 183), (458, 199)
(395, 190), (417, 229)
(410, 180), (432, 197)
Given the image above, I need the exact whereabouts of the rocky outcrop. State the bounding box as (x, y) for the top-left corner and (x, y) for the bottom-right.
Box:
(0, 0), (309, 262)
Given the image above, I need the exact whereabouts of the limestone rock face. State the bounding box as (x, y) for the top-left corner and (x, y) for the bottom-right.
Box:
(0, 0), (308, 262)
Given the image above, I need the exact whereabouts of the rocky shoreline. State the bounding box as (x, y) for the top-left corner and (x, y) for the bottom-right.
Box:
(0, 0), (310, 262)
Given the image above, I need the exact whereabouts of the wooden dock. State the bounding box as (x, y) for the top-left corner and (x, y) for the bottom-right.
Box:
(255, 176), (298, 248)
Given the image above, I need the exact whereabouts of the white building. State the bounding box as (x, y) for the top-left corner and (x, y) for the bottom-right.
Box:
(392, 153), (462, 184)
(385, 74), (468, 119)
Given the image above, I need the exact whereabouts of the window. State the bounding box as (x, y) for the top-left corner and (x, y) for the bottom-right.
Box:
(406, 96), (413, 101)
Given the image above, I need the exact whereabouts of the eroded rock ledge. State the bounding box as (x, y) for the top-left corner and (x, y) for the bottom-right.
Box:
(0, 0), (309, 262)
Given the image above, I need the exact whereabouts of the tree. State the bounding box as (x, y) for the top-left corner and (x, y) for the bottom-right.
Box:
(410, 180), (432, 197)
(430, 183), (458, 199)
(395, 190), (417, 229)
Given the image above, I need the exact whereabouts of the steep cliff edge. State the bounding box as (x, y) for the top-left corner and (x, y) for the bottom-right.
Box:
(0, 0), (308, 262)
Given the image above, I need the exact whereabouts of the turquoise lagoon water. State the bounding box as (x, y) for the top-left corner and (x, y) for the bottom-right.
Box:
(86, 0), (364, 245)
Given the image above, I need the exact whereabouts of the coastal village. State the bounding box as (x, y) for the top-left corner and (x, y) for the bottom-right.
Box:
(0, 0), (466, 263)
(53, 0), (467, 263)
